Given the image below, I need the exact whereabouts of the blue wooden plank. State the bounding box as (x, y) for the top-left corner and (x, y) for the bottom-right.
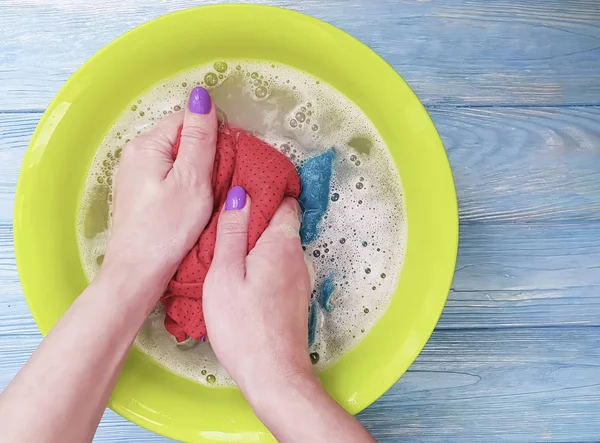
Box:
(0, 113), (29, 218)
(435, 107), (600, 222)
(445, 221), (600, 328)
(3, 107), (600, 223)
(1, 0), (599, 110)
(361, 326), (600, 443)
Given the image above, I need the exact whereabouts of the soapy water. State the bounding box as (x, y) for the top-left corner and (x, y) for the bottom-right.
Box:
(77, 60), (407, 387)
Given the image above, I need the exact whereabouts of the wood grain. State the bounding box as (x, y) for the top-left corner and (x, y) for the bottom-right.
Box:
(361, 327), (600, 443)
(0, 113), (27, 218)
(435, 106), (600, 222)
(1, 0), (599, 110)
(445, 222), (600, 329)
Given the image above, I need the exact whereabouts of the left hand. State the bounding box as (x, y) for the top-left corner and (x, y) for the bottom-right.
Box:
(203, 195), (314, 395)
(103, 87), (218, 299)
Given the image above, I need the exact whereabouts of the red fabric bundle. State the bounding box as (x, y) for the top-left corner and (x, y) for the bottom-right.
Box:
(162, 126), (301, 342)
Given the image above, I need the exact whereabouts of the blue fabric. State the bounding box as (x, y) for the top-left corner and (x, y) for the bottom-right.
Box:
(298, 149), (336, 348)
(308, 302), (318, 347)
(298, 149), (335, 245)
(319, 274), (336, 312)
(308, 274), (337, 347)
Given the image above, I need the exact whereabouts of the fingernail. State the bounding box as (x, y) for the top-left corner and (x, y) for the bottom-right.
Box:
(225, 186), (246, 211)
(188, 86), (211, 114)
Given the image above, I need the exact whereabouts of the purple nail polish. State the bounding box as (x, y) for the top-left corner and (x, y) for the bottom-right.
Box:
(188, 86), (211, 114)
(225, 186), (246, 211)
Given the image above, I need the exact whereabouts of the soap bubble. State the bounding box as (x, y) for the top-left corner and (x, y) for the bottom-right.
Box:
(255, 86), (268, 98)
(213, 61), (228, 73)
(204, 72), (219, 87)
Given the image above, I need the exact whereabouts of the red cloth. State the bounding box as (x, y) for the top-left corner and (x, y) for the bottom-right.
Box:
(162, 126), (301, 342)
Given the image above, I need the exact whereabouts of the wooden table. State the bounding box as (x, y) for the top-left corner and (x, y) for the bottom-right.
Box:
(1, 1), (599, 441)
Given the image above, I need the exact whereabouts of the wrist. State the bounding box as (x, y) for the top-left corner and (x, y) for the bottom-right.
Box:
(243, 367), (323, 416)
(93, 257), (168, 313)
(242, 367), (374, 443)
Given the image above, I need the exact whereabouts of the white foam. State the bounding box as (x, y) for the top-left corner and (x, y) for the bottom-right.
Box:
(77, 60), (407, 387)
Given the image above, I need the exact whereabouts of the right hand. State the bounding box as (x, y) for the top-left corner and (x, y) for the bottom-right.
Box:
(203, 189), (315, 396)
(204, 187), (376, 443)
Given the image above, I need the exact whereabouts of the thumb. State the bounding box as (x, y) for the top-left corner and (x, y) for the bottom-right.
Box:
(175, 86), (218, 184)
(212, 186), (251, 275)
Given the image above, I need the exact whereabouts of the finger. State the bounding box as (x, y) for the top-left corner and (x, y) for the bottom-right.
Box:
(249, 197), (303, 269)
(174, 86), (218, 186)
(122, 112), (184, 178)
(248, 197), (306, 284)
(258, 197), (302, 244)
(304, 254), (317, 292)
(138, 112), (184, 150)
(212, 187), (251, 275)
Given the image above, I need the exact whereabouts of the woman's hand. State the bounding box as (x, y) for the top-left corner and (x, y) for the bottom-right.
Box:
(203, 189), (375, 443)
(203, 192), (314, 392)
(104, 86), (217, 300)
(0, 88), (221, 443)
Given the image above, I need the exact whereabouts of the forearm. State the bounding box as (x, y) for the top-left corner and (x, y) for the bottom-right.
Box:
(0, 263), (160, 443)
(246, 372), (375, 443)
